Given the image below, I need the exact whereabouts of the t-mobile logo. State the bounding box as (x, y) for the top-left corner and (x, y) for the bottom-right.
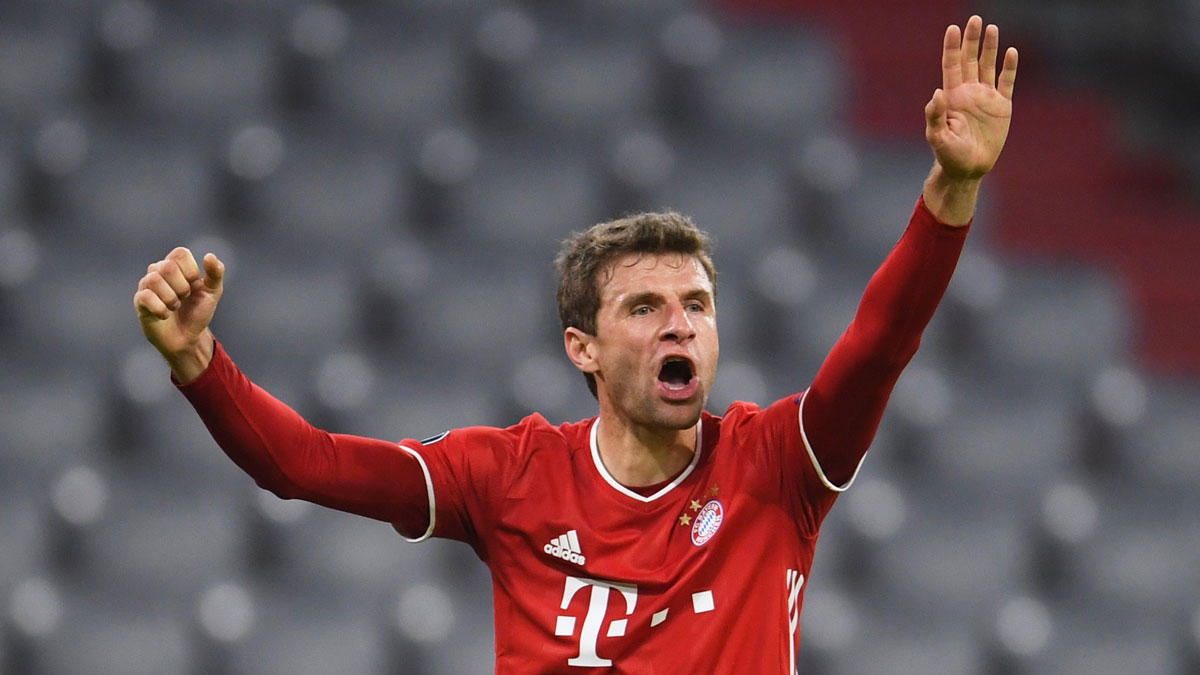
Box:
(554, 576), (638, 667)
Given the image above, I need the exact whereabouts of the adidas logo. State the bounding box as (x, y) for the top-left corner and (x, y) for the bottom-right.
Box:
(544, 529), (586, 566)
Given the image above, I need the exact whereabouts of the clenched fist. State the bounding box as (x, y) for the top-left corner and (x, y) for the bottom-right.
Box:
(134, 247), (225, 384)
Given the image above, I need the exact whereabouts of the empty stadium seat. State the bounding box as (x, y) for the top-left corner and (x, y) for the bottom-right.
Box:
(443, 136), (605, 250)
(688, 20), (845, 143)
(918, 372), (1078, 497)
(1124, 381), (1200, 489)
(0, 19), (85, 125)
(817, 605), (981, 675)
(645, 143), (793, 254)
(0, 488), (47, 608)
(502, 33), (655, 137)
(975, 262), (1132, 380)
(316, 34), (470, 139)
(1024, 601), (1178, 675)
(220, 123), (405, 255)
(29, 601), (193, 675)
(50, 119), (216, 247)
(120, 14), (277, 122)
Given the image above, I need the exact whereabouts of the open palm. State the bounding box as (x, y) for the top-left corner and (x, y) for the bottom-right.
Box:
(925, 16), (1018, 180)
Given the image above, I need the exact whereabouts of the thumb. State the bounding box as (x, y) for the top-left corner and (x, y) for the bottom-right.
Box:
(925, 88), (946, 129)
(202, 253), (226, 293)
(926, 88), (945, 126)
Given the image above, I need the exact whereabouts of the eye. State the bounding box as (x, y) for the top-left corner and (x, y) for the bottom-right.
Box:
(632, 306), (652, 316)
(686, 302), (705, 312)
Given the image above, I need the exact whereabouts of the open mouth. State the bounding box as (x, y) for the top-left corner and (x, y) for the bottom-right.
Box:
(658, 357), (695, 390)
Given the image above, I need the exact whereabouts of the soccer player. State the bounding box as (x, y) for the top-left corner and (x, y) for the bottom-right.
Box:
(134, 16), (1017, 673)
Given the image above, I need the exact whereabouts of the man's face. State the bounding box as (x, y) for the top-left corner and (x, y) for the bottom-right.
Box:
(585, 252), (719, 431)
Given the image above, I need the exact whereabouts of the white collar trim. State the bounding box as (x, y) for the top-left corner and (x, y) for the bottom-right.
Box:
(588, 417), (703, 503)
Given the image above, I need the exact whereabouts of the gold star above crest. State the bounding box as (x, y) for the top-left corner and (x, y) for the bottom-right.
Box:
(709, 484), (720, 497)
(690, 499), (702, 512)
(678, 513), (692, 527)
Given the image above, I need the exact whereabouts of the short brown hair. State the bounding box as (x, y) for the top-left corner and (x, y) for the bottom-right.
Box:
(555, 211), (717, 397)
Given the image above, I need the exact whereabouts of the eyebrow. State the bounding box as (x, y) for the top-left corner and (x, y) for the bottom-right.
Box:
(619, 291), (661, 310)
(620, 288), (713, 310)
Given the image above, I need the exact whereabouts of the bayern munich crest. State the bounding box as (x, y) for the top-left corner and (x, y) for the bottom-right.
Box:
(690, 499), (724, 546)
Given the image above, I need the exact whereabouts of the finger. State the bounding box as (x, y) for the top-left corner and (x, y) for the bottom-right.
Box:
(980, 24), (999, 88)
(202, 253), (225, 292)
(166, 247), (201, 284)
(137, 272), (181, 312)
(961, 15), (983, 84)
(134, 287), (171, 320)
(997, 47), (1018, 99)
(158, 258), (193, 299)
(941, 24), (963, 90)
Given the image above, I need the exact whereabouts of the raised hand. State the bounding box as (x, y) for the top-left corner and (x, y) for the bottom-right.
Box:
(925, 15), (1018, 180)
(134, 247), (225, 383)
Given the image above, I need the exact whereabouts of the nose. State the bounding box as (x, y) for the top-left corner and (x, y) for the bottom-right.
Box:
(659, 302), (696, 343)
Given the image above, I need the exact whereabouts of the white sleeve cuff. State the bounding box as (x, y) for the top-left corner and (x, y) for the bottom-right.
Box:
(797, 389), (867, 493)
(394, 444), (437, 542)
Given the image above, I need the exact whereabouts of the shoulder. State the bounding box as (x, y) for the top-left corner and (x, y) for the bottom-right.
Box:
(706, 395), (804, 447)
(410, 413), (594, 463)
(440, 412), (593, 456)
(706, 399), (768, 433)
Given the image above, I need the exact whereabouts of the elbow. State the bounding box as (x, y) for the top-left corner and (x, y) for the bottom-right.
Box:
(255, 477), (308, 502)
(890, 334), (923, 370)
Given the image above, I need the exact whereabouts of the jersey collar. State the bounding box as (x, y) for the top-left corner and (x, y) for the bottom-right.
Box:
(588, 418), (703, 503)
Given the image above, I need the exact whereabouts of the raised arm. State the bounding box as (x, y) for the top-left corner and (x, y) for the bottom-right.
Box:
(801, 16), (1018, 487)
(133, 248), (431, 536)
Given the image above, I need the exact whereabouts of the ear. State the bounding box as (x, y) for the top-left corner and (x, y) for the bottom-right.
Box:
(563, 327), (599, 375)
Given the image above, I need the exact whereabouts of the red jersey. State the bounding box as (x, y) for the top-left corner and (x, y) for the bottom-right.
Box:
(397, 393), (841, 673)
(178, 197), (968, 674)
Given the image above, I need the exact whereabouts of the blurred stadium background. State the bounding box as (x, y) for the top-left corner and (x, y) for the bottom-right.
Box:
(2, 0), (1199, 673)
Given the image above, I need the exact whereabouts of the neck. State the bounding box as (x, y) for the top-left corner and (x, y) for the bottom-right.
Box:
(594, 412), (698, 488)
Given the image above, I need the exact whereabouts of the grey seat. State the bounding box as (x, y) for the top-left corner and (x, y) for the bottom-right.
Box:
(646, 143), (793, 254)
(817, 605), (981, 675)
(222, 126), (405, 256)
(316, 37), (470, 139)
(918, 373), (1078, 498)
(50, 120), (216, 248)
(1125, 381), (1200, 489)
(444, 136), (605, 252)
(0, 21), (84, 125)
(121, 17), (276, 122)
(0, 364), (107, 475)
(0, 484), (46, 601)
(974, 262), (1132, 380)
(688, 22), (845, 145)
(502, 34), (655, 138)
(839, 484), (1026, 623)
(25, 599), (193, 675)
(1066, 494), (1200, 617)
(55, 468), (243, 598)
(1022, 601), (1177, 675)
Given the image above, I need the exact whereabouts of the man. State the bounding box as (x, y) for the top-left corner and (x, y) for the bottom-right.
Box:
(134, 16), (1017, 673)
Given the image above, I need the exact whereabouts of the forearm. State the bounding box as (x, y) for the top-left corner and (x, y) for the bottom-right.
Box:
(803, 196), (969, 484)
(176, 341), (430, 529)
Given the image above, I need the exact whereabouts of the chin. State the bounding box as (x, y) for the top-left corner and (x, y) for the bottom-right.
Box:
(656, 400), (705, 430)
